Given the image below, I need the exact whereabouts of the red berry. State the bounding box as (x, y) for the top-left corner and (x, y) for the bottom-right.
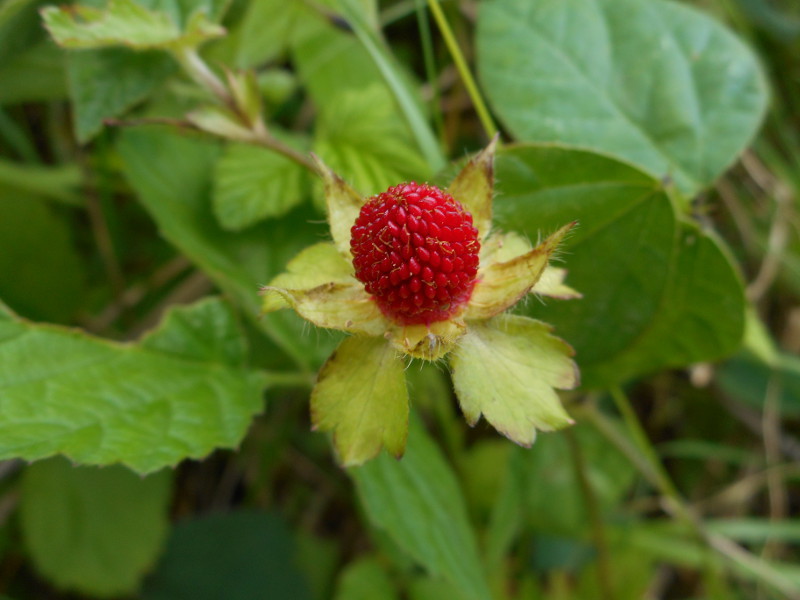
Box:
(350, 183), (480, 325)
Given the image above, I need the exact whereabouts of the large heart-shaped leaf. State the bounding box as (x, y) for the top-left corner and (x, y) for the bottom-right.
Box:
(493, 144), (744, 386)
(478, 0), (768, 196)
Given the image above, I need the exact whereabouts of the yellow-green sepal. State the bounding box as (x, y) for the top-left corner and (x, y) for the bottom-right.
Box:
(466, 222), (574, 320)
(260, 242), (388, 335)
(261, 242), (354, 312)
(480, 230), (532, 265)
(533, 267), (582, 300)
(261, 283), (388, 336)
(447, 135), (497, 241)
(449, 314), (578, 446)
(312, 154), (365, 258)
(480, 232), (580, 300)
(312, 336), (409, 466)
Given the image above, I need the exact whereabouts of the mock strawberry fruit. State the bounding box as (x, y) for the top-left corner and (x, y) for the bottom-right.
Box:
(350, 183), (480, 325)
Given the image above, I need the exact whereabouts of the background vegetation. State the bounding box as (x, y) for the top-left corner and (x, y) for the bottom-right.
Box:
(0, 0), (798, 598)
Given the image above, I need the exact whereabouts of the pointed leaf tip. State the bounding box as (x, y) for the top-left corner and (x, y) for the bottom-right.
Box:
(312, 154), (365, 258)
(260, 282), (388, 336)
(448, 139), (497, 240)
(467, 222), (575, 320)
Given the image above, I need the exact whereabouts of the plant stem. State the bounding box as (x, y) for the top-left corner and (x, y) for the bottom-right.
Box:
(168, 47), (321, 176)
(415, 0), (446, 147)
(337, 0), (446, 171)
(425, 0), (498, 140)
(609, 386), (681, 502)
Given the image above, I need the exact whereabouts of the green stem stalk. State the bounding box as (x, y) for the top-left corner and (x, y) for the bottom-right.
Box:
(425, 0), (498, 139)
(415, 0), (446, 147)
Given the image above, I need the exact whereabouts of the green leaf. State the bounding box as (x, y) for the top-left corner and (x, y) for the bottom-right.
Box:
(0, 297), (266, 473)
(447, 137), (496, 240)
(140, 295), (247, 365)
(333, 0), (445, 171)
(459, 440), (513, 517)
(705, 519), (800, 543)
(312, 154), (366, 257)
(478, 0), (768, 196)
(351, 417), (492, 600)
(263, 242), (354, 302)
(494, 144), (745, 387)
(230, 1), (300, 68)
(484, 448), (525, 574)
(734, 0), (800, 42)
(224, 69), (262, 126)
(117, 127), (336, 372)
(717, 351), (800, 417)
(42, 0), (225, 51)
(292, 2), (436, 182)
(0, 41), (67, 105)
(334, 557), (398, 600)
(311, 335), (408, 465)
(142, 511), (312, 600)
(20, 457), (171, 597)
(262, 281), (389, 337)
(0, 187), (85, 322)
(408, 577), (470, 600)
(0, 0), (38, 31)
(213, 141), (307, 230)
(450, 314), (577, 446)
(0, 159), (81, 205)
(145, 0), (230, 27)
(518, 421), (636, 535)
(294, 531), (340, 600)
(291, 0), (442, 172)
(313, 83), (432, 197)
(67, 48), (174, 142)
(587, 222), (745, 384)
(291, 1), (381, 105)
(574, 545), (655, 600)
(0, 0), (49, 70)
(185, 104), (258, 142)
